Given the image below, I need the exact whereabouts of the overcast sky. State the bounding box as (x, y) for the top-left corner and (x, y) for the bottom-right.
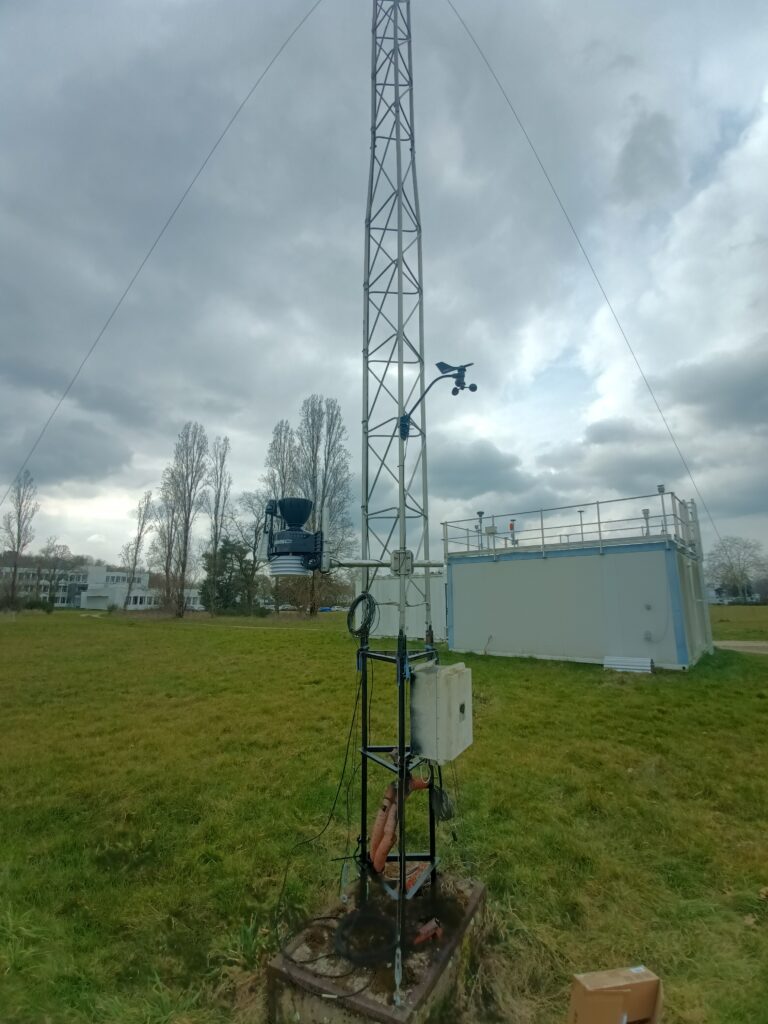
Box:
(2, 0), (767, 562)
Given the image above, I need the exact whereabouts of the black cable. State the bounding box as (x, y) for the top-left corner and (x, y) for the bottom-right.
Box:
(281, 917), (364, 973)
(342, 692), (362, 872)
(274, 673), (362, 937)
(347, 592), (377, 638)
(444, 0), (727, 550)
(333, 908), (397, 967)
(0, 0), (327, 511)
(367, 656), (375, 733)
(290, 968), (374, 998)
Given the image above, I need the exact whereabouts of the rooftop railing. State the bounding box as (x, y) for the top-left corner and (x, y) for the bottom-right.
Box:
(442, 491), (700, 560)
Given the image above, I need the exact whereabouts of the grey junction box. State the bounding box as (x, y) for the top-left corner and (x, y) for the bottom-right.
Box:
(410, 662), (473, 764)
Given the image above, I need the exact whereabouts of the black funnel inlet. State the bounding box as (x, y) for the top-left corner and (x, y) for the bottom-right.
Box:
(278, 497), (313, 531)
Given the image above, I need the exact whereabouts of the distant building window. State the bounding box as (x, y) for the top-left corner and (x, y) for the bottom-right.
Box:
(132, 595), (138, 605)
(139, 596), (145, 605)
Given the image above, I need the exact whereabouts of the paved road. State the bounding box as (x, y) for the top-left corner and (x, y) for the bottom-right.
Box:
(715, 641), (768, 656)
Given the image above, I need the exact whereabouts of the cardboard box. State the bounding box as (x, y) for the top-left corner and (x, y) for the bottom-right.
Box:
(567, 966), (663, 1024)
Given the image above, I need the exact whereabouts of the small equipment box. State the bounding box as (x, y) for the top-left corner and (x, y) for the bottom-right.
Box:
(567, 965), (663, 1024)
(410, 661), (473, 764)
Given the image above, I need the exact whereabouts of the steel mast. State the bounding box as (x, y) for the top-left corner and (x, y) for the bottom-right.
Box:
(362, 0), (431, 638)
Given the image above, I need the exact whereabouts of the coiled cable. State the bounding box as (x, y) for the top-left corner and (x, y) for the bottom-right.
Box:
(347, 592), (377, 637)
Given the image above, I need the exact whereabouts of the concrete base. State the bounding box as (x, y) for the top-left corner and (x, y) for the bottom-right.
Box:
(268, 878), (485, 1023)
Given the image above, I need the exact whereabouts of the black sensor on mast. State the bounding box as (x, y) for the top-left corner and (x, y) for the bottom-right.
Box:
(262, 498), (326, 577)
(399, 361), (478, 440)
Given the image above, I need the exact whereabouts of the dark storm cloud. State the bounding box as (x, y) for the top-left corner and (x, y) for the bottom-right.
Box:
(614, 111), (682, 201)
(9, 419), (134, 486)
(537, 420), (694, 497)
(650, 340), (768, 431)
(0, 0), (370, 491)
(1, 0), (767, 557)
(583, 418), (653, 445)
(708, 470), (768, 519)
(429, 440), (531, 500)
(428, 439), (557, 504)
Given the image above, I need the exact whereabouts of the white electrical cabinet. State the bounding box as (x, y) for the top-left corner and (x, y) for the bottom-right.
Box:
(410, 662), (473, 764)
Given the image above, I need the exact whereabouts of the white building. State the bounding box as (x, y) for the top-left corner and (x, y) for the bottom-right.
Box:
(0, 559), (90, 607)
(79, 565), (203, 611)
(78, 565), (156, 611)
(442, 492), (713, 671)
(1, 558), (203, 612)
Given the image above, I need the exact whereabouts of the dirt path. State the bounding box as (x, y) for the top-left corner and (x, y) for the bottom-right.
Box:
(715, 640), (768, 655)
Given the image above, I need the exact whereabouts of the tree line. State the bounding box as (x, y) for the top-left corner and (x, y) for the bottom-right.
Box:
(706, 536), (768, 603)
(135, 394), (354, 616)
(0, 469), (101, 609)
(1, 393), (354, 617)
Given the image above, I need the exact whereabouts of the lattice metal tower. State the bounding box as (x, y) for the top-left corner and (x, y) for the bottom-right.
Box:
(362, 0), (432, 637)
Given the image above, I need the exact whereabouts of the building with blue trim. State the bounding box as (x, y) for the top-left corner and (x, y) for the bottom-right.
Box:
(442, 492), (712, 670)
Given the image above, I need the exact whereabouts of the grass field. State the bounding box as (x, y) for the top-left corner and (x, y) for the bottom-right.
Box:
(1, 610), (767, 1024)
(710, 604), (768, 641)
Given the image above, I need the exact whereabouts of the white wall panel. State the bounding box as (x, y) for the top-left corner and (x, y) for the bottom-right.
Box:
(448, 540), (709, 669)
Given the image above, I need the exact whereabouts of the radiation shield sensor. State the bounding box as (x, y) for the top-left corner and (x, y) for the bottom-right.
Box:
(263, 497), (325, 577)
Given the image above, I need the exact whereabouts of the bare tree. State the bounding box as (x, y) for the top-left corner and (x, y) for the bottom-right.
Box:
(204, 436), (232, 614)
(227, 490), (268, 614)
(262, 420), (298, 614)
(148, 469), (178, 610)
(295, 395), (353, 614)
(168, 421), (209, 617)
(296, 396), (353, 552)
(1, 470), (40, 607)
(120, 490), (153, 610)
(263, 419), (297, 501)
(39, 537), (73, 609)
(706, 536), (767, 602)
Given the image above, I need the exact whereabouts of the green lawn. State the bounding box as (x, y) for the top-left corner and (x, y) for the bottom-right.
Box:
(1, 611), (767, 1023)
(710, 604), (768, 642)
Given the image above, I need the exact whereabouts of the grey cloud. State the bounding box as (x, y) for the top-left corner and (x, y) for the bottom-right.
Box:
(708, 471), (768, 519)
(614, 111), (682, 202)
(650, 340), (768, 431)
(428, 440), (536, 500)
(537, 423), (694, 497)
(1, 0), (767, 555)
(583, 418), (660, 445)
(6, 419), (134, 486)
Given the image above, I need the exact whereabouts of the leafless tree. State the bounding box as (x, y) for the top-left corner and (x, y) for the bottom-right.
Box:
(39, 536), (73, 609)
(263, 419), (297, 501)
(204, 436), (232, 614)
(1, 470), (40, 606)
(706, 536), (767, 601)
(168, 421), (209, 617)
(227, 490), (268, 614)
(148, 468), (179, 610)
(119, 490), (153, 610)
(295, 395), (353, 614)
(262, 420), (298, 614)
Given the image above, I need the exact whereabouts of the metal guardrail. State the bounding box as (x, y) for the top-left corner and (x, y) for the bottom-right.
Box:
(442, 491), (700, 559)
